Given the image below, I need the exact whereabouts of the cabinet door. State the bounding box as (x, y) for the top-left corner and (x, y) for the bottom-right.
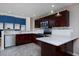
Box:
(55, 10), (69, 27)
(35, 20), (40, 28)
(31, 34), (36, 43)
(41, 42), (56, 56)
(16, 34), (34, 46)
(54, 15), (64, 27)
(48, 20), (55, 28)
(65, 41), (73, 54)
(16, 35), (22, 45)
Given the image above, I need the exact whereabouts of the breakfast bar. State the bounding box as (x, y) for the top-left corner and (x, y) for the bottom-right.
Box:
(36, 35), (78, 56)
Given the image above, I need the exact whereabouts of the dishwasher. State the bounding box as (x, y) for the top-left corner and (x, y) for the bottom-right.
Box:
(5, 35), (15, 47)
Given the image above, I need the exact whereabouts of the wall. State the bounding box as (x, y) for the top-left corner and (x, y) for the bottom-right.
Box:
(69, 4), (79, 55)
(25, 17), (31, 31)
(54, 4), (79, 55)
(0, 15), (26, 25)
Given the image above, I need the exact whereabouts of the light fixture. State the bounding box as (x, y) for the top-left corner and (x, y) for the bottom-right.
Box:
(32, 14), (36, 18)
(51, 10), (54, 14)
(56, 12), (61, 17)
(51, 5), (55, 8)
(50, 5), (54, 14)
(33, 14), (36, 17)
(7, 10), (11, 13)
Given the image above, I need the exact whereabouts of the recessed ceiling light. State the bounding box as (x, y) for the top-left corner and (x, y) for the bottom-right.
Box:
(51, 10), (54, 14)
(7, 11), (11, 13)
(51, 5), (55, 8)
(33, 14), (36, 17)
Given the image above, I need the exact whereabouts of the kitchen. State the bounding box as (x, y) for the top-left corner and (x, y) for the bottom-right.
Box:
(0, 3), (79, 56)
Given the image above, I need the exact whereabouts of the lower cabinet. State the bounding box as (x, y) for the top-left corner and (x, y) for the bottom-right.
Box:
(41, 42), (57, 56)
(16, 34), (36, 46)
(40, 41), (73, 56)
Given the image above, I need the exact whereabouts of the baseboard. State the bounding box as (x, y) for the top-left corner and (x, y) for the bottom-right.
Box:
(66, 51), (79, 56)
(73, 53), (79, 56)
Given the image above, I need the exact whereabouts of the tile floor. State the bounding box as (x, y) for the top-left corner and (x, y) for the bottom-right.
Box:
(0, 43), (41, 56)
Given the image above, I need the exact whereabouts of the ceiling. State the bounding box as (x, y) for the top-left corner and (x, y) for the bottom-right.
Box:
(0, 3), (73, 18)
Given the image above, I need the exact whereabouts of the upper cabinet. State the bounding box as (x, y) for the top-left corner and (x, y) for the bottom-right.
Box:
(35, 10), (69, 28)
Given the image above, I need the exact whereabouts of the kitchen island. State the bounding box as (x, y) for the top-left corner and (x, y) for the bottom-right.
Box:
(36, 35), (78, 56)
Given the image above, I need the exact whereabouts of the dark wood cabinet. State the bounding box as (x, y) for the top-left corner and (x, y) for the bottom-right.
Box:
(35, 20), (40, 28)
(40, 40), (73, 56)
(35, 10), (69, 28)
(16, 34), (36, 46)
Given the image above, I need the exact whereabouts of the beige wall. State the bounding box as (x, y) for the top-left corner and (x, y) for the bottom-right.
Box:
(68, 4), (79, 55)
(26, 17), (31, 31)
(26, 17), (35, 31)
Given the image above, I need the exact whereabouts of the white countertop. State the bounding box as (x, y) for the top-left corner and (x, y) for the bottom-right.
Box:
(4, 30), (43, 35)
(3, 29), (79, 46)
(20, 31), (41, 34)
(36, 35), (78, 46)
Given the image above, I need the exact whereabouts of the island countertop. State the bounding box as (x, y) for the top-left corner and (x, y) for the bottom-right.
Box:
(36, 35), (79, 46)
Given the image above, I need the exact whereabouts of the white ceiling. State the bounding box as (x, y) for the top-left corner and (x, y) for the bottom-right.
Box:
(0, 3), (73, 18)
